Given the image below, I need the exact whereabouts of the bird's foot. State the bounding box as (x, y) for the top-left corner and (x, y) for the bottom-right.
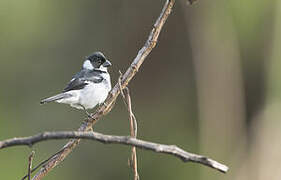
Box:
(86, 111), (93, 119)
(102, 102), (108, 108)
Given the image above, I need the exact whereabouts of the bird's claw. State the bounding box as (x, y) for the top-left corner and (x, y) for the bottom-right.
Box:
(86, 112), (93, 119)
(103, 102), (108, 107)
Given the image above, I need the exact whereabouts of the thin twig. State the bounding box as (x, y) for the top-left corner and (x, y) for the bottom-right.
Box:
(124, 88), (139, 180)
(119, 72), (139, 178)
(0, 131), (229, 173)
(21, 149), (65, 180)
(28, 151), (35, 180)
(22, 151), (35, 180)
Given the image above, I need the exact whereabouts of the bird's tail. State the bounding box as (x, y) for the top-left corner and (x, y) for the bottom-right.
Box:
(40, 93), (71, 104)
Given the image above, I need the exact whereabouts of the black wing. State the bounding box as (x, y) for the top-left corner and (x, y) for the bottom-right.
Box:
(62, 69), (104, 92)
(63, 78), (88, 92)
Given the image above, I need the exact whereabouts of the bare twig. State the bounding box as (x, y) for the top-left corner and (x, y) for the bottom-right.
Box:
(0, 131), (229, 173)
(22, 151), (35, 180)
(28, 0), (177, 179)
(125, 88), (138, 137)
(119, 72), (139, 179)
(119, 74), (139, 178)
(28, 151), (35, 180)
(21, 149), (65, 180)
(124, 88), (139, 180)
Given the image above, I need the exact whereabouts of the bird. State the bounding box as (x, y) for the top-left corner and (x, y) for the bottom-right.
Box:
(40, 51), (112, 116)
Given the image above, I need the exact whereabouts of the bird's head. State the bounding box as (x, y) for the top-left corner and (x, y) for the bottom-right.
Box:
(83, 52), (111, 71)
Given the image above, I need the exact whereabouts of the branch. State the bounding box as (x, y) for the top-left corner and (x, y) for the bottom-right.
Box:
(30, 0), (177, 179)
(26, 151), (35, 180)
(0, 131), (229, 173)
(124, 87), (139, 180)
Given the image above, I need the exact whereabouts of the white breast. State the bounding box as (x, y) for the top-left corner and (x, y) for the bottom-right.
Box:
(78, 74), (111, 109)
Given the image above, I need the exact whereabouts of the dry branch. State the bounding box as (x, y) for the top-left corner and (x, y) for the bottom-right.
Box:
(0, 131), (229, 173)
(119, 73), (139, 179)
(30, 0), (176, 179)
(27, 151), (35, 180)
(124, 88), (139, 180)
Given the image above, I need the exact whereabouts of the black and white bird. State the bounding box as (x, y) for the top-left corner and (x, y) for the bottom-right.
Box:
(40, 52), (112, 115)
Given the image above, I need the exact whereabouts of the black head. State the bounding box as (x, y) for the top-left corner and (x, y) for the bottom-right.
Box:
(86, 52), (111, 69)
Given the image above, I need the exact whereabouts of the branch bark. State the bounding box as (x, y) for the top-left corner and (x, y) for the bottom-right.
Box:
(0, 131), (228, 173)
(29, 0), (176, 179)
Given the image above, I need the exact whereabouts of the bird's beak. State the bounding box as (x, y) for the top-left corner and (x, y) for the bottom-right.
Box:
(103, 60), (112, 67)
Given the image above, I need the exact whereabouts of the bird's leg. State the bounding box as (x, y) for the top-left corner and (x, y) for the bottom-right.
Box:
(80, 105), (92, 118)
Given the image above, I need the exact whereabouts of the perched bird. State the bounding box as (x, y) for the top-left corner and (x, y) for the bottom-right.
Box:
(40, 52), (112, 116)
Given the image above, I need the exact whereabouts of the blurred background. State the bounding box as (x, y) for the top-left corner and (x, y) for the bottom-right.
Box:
(0, 0), (279, 179)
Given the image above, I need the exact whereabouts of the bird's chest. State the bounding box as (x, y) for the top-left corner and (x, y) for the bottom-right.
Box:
(79, 82), (109, 109)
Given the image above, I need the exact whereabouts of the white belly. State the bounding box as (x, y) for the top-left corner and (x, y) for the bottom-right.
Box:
(78, 82), (110, 109)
